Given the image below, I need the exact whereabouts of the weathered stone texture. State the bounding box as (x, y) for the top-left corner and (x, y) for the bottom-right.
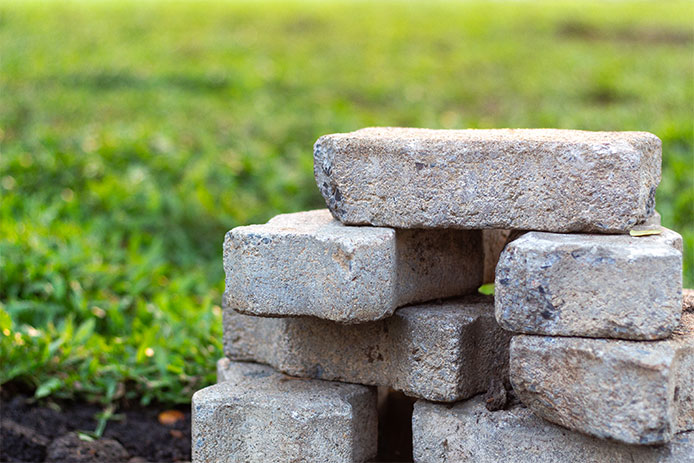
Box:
(192, 359), (377, 463)
(631, 210), (661, 231)
(223, 296), (511, 402)
(314, 128), (661, 232)
(660, 226), (685, 252)
(412, 396), (694, 463)
(495, 229), (683, 340)
(224, 209), (483, 323)
(510, 312), (694, 445)
(628, 212), (683, 252)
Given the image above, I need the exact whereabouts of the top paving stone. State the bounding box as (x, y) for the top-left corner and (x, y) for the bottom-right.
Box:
(314, 128), (661, 232)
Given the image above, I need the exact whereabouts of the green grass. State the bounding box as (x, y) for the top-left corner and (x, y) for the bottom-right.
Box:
(1, 0), (693, 406)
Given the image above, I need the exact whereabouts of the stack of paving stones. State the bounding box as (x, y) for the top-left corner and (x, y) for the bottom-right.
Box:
(192, 128), (693, 463)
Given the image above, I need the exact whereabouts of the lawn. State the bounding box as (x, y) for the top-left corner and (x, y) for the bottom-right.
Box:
(1, 0), (693, 407)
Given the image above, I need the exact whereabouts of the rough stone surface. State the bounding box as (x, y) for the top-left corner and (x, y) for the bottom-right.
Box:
(660, 227), (685, 252)
(314, 127), (661, 233)
(224, 209), (483, 323)
(482, 229), (511, 284)
(192, 359), (377, 463)
(510, 311), (694, 445)
(631, 210), (662, 232)
(223, 295), (511, 402)
(495, 229), (683, 340)
(412, 396), (694, 463)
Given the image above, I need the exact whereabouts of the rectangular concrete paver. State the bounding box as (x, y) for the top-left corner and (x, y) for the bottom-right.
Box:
(413, 396), (694, 463)
(509, 312), (694, 445)
(314, 128), (661, 233)
(495, 229), (683, 340)
(224, 209), (483, 323)
(192, 359), (377, 463)
(223, 295), (511, 402)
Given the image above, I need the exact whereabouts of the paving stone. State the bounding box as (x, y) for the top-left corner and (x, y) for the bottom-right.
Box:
(224, 209), (483, 323)
(630, 210), (661, 231)
(223, 295), (511, 402)
(509, 311), (694, 445)
(314, 127), (661, 233)
(629, 211), (683, 253)
(192, 359), (377, 463)
(495, 228), (683, 340)
(412, 396), (694, 463)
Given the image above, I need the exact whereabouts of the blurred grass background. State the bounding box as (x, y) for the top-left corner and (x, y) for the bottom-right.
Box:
(1, 0), (692, 406)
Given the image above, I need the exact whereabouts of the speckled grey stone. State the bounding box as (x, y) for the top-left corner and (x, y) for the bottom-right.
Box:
(630, 212), (683, 253)
(412, 396), (694, 463)
(495, 228), (683, 340)
(633, 210), (662, 230)
(314, 128), (661, 233)
(659, 226), (684, 252)
(510, 312), (694, 445)
(192, 359), (377, 463)
(223, 296), (511, 402)
(224, 209), (483, 323)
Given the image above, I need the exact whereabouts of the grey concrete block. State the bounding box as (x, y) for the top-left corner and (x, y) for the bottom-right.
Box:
(495, 229), (683, 340)
(192, 359), (377, 463)
(633, 210), (661, 230)
(412, 396), (694, 463)
(224, 209), (483, 323)
(660, 226), (684, 252)
(314, 127), (661, 233)
(510, 312), (694, 445)
(630, 211), (683, 252)
(223, 295), (511, 402)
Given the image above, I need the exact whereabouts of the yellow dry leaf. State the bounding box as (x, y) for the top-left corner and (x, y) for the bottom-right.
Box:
(629, 229), (662, 237)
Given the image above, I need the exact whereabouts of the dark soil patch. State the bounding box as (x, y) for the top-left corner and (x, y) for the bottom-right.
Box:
(1, 392), (190, 463)
(46, 433), (129, 463)
(557, 20), (693, 45)
(683, 288), (694, 312)
(377, 388), (415, 462)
